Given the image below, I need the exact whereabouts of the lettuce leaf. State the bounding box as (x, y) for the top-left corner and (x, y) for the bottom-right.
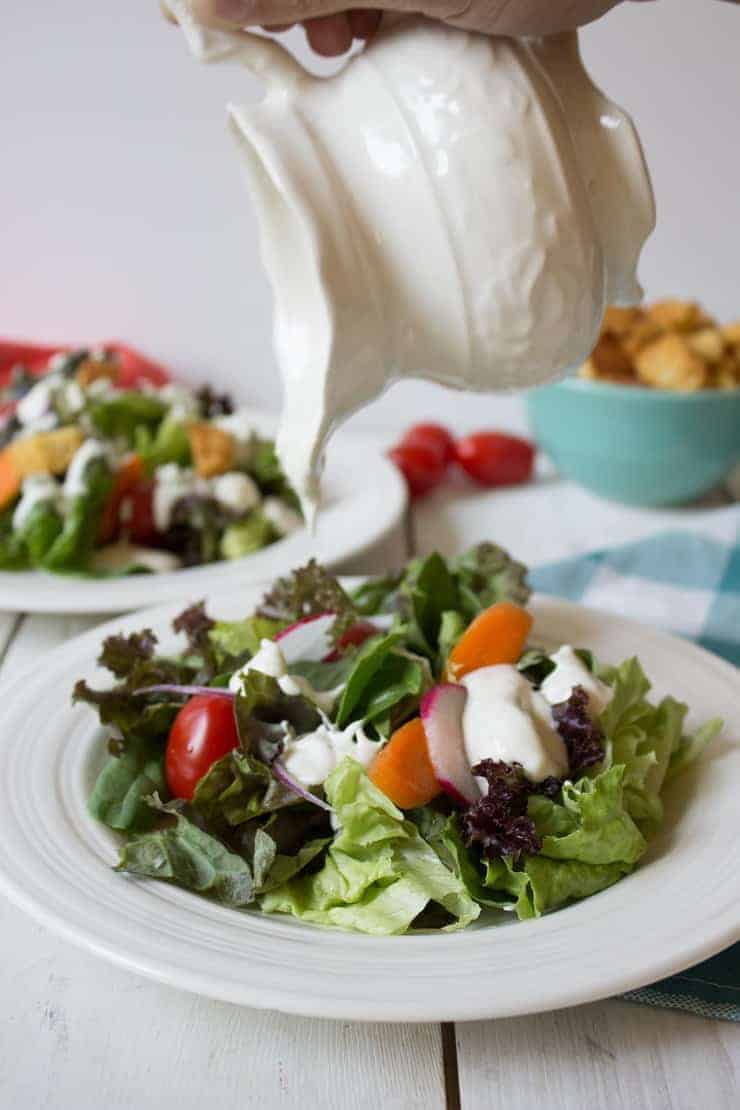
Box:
(220, 511), (276, 560)
(115, 795), (329, 905)
(483, 855), (629, 920)
(260, 760), (480, 934)
(451, 541), (530, 618)
(88, 735), (167, 831)
(598, 658), (706, 827)
(209, 615), (284, 669)
(191, 749), (293, 826)
(528, 765), (646, 866)
(666, 717), (723, 781)
(233, 670), (320, 762)
(117, 800), (255, 907)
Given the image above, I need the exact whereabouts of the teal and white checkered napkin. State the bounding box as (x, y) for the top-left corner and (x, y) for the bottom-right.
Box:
(530, 528), (740, 1021)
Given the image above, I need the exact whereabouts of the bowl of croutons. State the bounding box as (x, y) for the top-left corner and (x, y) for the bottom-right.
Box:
(527, 299), (740, 506)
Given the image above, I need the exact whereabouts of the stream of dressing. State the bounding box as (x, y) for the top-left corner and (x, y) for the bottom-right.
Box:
(167, 3), (654, 523)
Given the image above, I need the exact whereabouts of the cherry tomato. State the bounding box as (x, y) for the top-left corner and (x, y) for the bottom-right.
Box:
(388, 443), (446, 498)
(120, 479), (158, 544)
(455, 432), (535, 487)
(165, 694), (239, 800)
(324, 620), (378, 661)
(400, 423), (456, 466)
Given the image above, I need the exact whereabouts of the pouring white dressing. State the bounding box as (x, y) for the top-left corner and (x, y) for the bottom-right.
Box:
(167, 3), (655, 520)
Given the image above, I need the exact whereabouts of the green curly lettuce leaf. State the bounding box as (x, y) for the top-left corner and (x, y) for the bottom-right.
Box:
(260, 759), (480, 934)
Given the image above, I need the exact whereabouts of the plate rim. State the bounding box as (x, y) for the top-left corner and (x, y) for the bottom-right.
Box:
(0, 590), (738, 1022)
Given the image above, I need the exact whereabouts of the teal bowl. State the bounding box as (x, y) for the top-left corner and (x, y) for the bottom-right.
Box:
(527, 378), (740, 506)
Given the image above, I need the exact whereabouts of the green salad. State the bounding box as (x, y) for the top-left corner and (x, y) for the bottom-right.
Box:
(79, 544), (721, 934)
(0, 347), (300, 576)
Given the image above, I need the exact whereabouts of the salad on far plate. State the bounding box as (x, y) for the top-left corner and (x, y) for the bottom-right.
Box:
(79, 544), (721, 934)
(0, 346), (301, 576)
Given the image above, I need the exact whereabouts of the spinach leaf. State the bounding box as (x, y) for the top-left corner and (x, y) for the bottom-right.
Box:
(20, 501), (63, 565)
(351, 574), (402, 616)
(403, 552), (460, 653)
(88, 391), (167, 444)
(42, 457), (113, 572)
(137, 418), (191, 471)
(335, 633), (430, 732)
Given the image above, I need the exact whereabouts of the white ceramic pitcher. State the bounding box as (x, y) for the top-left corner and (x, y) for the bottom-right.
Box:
(167, 3), (655, 510)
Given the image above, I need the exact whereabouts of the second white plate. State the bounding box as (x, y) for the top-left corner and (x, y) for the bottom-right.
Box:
(0, 419), (406, 613)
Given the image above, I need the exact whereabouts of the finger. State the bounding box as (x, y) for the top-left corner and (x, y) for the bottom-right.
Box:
(192, 0), (419, 29)
(160, 1), (178, 23)
(304, 13), (354, 55)
(348, 9), (382, 39)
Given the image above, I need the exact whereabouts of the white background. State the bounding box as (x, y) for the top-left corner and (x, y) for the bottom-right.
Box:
(1, 0), (739, 429)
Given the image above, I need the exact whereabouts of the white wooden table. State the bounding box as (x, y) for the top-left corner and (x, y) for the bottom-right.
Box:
(1, 427), (738, 1110)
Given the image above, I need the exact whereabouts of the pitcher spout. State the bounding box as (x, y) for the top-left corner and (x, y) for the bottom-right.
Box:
(164, 0), (306, 90)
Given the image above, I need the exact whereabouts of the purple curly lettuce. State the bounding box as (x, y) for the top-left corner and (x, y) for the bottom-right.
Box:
(460, 760), (544, 861)
(551, 685), (605, 777)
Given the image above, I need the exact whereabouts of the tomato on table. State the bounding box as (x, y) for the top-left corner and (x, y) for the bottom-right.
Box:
(165, 694), (240, 800)
(400, 423), (456, 466)
(455, 432), (535, 487)
(388, 442), (446, 498)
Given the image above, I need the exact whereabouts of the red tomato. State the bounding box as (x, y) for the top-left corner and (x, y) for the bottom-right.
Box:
(324, 620), (378, 661)
(120, 479), (158, 544)
(455, 432), (535, 487)
(400, 423), (456, 466)
(98, 456), (145, 544)
(165, 695), (239, 800)
(388, 443), (446, 498)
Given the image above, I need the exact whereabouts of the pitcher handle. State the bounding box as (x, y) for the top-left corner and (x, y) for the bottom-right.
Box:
(163, 0), (307, 89)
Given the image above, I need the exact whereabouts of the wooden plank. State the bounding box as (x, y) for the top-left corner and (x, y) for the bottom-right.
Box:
(0, 612), (103, 680)
(0, 888), (446, 1110)
(455, 1000), (739, 1110)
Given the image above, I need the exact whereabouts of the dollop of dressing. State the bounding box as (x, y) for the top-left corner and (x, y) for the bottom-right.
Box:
(229, 638), (343, 713)
(12, 475), (63, 531)
(462, 665), (569, 783)
(281, 720), (377, 787)
(540, 646), (613, 717)
(64, 439), (112, 497)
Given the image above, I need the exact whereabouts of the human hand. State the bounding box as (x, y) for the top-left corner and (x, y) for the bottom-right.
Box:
(191, 0), (629, 57)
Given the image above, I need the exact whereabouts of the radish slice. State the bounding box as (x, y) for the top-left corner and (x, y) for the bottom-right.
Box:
(421, 683), (480, 807)
(275, 613), (336, 664)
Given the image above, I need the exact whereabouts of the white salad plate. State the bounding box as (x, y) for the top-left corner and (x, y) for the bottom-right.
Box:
(0, 587), (737, 1022)
(0, 419), (406, 614)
